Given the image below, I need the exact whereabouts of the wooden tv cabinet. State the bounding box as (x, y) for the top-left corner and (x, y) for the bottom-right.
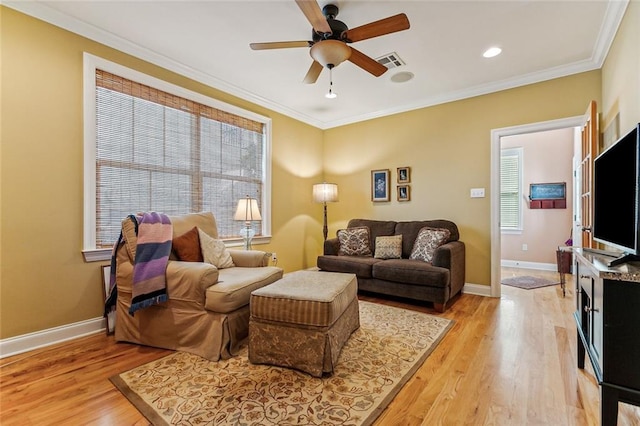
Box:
(574, 248), (640, 425)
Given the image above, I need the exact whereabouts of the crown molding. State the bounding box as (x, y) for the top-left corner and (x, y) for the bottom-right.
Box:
(5, 0), (629, 131)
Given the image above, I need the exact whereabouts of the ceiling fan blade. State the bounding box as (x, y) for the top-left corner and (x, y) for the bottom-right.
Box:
(345, 13), (410, 43)
(348, 47), (388, 77)
(295, 0), (331, 34)
(250, 41), (311, 50)
(303, 61), (323, 84)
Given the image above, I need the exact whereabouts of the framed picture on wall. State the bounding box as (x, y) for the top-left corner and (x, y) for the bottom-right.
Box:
(397, 185), (411, 202)
(101, 265), (115, 335)
(371, 169), (390, 202)
(397, 167), (411, 183)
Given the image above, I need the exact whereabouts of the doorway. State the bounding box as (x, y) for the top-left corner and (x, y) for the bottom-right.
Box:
(490, 116), (583, 297)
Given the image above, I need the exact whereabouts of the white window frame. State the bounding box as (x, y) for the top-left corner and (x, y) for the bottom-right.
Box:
(82, 53), (272, 262)
(500, 147), (523, 234)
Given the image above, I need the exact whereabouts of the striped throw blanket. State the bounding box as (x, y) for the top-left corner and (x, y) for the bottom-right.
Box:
(104, 212), (172, 317)
(129, 212), (172, 315)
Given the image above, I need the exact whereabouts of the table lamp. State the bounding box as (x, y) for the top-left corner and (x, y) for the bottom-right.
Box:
(234, 196), (262, 250)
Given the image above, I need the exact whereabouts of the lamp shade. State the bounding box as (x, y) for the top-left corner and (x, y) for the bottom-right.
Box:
(313, 183), (339, 203)
(309, 40), (351, 68)
(234, 197), (262, 221)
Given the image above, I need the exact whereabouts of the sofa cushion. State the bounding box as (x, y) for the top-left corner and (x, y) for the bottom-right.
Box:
(172, 226), (204, 262)
(317, 255), (381, 278)
(395, 220), (459, 258)
(205, 266), (283, 313)
(198, 228), (234, 269)
(374, 235), (403, 259)
(337, 227), (372, 256)
(372, 259), (450, 288)
(347, 219), (397, 251)
(410, 227), (451, 263)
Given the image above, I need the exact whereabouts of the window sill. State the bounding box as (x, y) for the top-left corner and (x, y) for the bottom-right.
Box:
(82, 236), (273, 263)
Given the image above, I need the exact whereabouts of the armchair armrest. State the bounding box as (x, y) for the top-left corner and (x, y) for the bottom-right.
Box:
(165, 261), (219, 304)
(324, 238), (340, 255)
(228, 250), (270, 267)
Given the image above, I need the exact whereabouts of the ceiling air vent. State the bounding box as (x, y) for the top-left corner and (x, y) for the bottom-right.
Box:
(376, 52), (405, 69)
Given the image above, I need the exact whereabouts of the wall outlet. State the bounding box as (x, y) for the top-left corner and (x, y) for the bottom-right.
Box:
(522, 244), (528, 251)
(271, 252), (277, 262)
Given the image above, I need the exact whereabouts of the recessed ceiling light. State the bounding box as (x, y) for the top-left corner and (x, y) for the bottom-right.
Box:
(483, 47), (502, 58)
(390, 71), (414, 83)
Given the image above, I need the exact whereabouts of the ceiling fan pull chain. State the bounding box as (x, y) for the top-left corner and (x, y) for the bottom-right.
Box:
(326, 66), (337, 99)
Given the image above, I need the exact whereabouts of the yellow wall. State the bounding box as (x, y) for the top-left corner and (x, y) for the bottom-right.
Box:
(323, 72), (601, 286)
(2, 2), (638, 341)
(0, 8), (324, 339)
(601, 0), (640, 136)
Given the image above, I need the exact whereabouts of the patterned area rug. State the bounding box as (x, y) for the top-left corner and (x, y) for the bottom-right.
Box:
(501, 275), (559, 289)
(110, 301), (453, 426)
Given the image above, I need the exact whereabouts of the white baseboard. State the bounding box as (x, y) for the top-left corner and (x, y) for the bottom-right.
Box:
(501, 259), (561, 272)
(463, 282), (493, 297)
(0, 317), (105, 359)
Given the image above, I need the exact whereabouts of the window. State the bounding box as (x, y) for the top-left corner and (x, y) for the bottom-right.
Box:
(83, 54), (271, 261)
(500, 148), (523, 231)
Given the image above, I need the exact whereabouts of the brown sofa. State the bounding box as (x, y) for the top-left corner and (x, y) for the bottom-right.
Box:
(113, 212), (283, 361)
(317, 219), (465, 312)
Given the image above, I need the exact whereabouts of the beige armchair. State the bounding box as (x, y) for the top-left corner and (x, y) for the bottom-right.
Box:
(113, 212), (283, 361)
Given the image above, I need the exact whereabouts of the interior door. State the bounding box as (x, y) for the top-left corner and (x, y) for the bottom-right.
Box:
(580, 100), (598, 248)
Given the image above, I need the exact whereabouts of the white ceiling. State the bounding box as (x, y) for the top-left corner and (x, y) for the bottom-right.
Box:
(7, 1), (628, 129)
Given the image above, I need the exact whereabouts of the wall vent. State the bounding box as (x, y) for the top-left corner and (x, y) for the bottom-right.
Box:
(376, 52), (405, 69)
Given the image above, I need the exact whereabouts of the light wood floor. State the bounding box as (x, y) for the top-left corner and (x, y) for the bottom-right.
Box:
(1, 268), (639, 425)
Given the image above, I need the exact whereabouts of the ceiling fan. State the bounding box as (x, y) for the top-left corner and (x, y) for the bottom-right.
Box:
(250, 0), (410, 84)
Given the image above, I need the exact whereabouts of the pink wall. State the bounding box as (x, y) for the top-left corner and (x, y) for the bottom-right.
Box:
(501, 127), (575, 265)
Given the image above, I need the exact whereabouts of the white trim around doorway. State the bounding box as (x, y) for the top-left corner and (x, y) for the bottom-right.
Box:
(490, 115), (583, 298)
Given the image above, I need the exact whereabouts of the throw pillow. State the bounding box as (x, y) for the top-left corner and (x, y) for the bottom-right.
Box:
(198, 228), (234, 269)
(171, 226), (203, 262)
(337, 226), (372, 256)
(409, 227), (451, 263)
(374, 235), (403, 259)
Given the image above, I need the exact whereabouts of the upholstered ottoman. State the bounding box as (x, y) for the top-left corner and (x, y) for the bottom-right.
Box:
(249, 270), (359, 377)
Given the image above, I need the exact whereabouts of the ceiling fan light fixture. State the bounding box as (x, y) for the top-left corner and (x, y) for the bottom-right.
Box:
(310, 40), (351, 68)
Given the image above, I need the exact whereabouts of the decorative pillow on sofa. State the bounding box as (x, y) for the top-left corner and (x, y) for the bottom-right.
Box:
(337, 226), (372, 256)
(172, 226), (203, 262)
(374, 235), (403, 259)
(409, 227), (451, 263)
(198, 228), (234, 269)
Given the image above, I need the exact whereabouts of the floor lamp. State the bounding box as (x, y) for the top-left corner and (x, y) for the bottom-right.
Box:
(234, 195), (262, 250)
(313, 183), (339, 241)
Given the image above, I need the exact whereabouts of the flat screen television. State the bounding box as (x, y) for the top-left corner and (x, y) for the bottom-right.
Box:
(593, 122), (640, 266)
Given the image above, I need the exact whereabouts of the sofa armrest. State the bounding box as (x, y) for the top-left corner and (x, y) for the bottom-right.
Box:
(165, 261), (219, 304)
(432, 241), (466, 296)
(324, 238), (340, 255)
(228, 249), (270, 267)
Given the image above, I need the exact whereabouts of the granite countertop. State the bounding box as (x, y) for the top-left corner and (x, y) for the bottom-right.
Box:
(575, 248), (640, 283)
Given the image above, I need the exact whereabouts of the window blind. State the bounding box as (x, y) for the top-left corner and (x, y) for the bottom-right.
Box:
(500, 151), (521, 230)
(95, 70), (265, 247)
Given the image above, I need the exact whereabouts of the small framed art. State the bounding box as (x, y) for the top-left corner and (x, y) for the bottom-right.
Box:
(371, 169), (390, 202)
(397, 167), (411, 183)
(101, 265), (115, 335)
(397, 185), (411, 202)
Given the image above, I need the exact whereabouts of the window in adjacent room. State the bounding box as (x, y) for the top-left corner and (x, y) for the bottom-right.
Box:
(83, 54), (271, 261)
(500, 147), (523, 232)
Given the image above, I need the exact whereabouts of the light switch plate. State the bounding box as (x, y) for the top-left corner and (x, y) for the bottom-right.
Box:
(470, 188), (485, 198)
